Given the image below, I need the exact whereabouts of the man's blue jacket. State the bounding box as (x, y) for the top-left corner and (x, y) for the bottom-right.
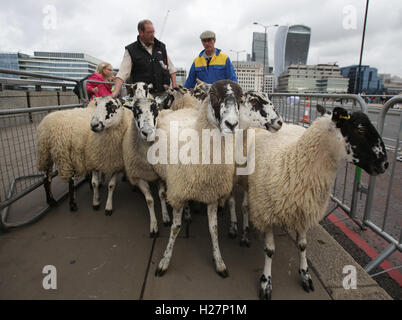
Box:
(184, 48), (238, 89)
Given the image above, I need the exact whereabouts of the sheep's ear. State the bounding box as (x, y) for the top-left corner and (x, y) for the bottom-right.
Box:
(155, 93), (173, 110)
(316, 104), (326, 116)
(201, 83), (212, 93)
(332, 107), (350, 128)
(147, 83), (153, 90)
(120, 96), (134, 109)
(126, 84), (135, 97)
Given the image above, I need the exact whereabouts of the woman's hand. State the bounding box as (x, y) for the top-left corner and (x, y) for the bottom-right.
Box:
(92, 87), (99, 94)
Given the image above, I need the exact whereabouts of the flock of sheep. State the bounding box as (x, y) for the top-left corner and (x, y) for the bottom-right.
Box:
(36, 79), (388, 299)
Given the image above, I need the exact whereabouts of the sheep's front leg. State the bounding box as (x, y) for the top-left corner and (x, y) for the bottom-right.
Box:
(183, 202), (192, 238)
(68, 177), (77, 211)
(228, 192), (238, 239)
(155, 207), (183, 276)
(137, 179), (158, 237)
(297, 229), (314, 292)
(157, 180), (170, 226)
(240, 191), (250, 247)
(105, 173), (117, 216)
(91, 171), (101, 210)
(260, 225), (275, 300)
(208, 202), (228, 278)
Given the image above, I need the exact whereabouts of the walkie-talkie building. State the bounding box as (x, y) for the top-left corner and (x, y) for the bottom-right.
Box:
(274, 25), (311, 86)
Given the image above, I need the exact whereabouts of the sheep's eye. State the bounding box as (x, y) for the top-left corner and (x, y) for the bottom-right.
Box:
(356, 127), (365, 135)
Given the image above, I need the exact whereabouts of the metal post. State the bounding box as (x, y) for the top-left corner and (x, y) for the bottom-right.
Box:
(253, 23), (278, 93)
(355, 0), (369, 95)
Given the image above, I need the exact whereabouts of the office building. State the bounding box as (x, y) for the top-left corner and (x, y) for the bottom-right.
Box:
(252, 32), (269, 74)
(274, 25), (311, 85)
(233, 61), (275, 93)
(277, 63), (349, 93)
(0, 51), (103, 80)
(0, 53), (20, 78)
(175, 67), (187, 86)
(378, 74), (402, 94)
(340, 65), (384, 94)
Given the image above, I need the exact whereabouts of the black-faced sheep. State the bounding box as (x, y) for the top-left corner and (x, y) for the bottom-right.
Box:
(247, 105), (388, 299)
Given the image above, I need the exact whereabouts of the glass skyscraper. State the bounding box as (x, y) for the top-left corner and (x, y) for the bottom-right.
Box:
(274, 25), (311, 86)
(252, 32), (269, 74)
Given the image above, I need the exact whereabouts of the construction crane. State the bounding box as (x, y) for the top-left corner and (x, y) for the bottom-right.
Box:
(159, 10), (170, 40)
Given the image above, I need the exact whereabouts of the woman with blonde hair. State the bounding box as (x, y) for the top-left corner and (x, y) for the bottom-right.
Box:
(86, 62), (115, 99)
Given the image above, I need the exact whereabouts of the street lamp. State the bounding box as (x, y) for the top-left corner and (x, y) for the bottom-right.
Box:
(355, 0), (369, 95)
(229, 49), (246, 71)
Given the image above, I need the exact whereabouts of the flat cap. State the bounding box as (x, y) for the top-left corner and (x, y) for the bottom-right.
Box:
(200, 30), (216, 40)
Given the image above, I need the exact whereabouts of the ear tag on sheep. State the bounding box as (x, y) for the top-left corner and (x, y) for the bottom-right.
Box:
(339, 115), (350, 120)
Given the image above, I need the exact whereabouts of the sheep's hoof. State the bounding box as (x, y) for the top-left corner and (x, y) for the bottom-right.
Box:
(240, 237), (250, 247)
(259, 275), (272, 300)
(216, 268), (229, 278)
(48, 198), (57, 207)
(150, 230), (159, 238)
(155, 267), (166, 277)
(228, 222), (238, 239)
(259, 287), (272, 300)
(69, 202), (78, 212)
(105, 209), (113, 216)
(92, 204), (100, 211)
(299, 268), (315, 292)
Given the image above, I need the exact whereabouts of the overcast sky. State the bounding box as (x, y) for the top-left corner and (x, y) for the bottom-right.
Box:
(1, 0), (401, 77)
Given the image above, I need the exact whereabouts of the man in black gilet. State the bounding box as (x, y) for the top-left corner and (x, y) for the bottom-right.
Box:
(112, 19), (177, 98)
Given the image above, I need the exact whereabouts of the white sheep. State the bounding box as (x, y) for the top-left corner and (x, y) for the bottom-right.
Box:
(247, 105), (388, 299)
(121, 97), (172, 236)
(37, 100), (97, 211)
(153, 80), (243, 278)
(227, 90), (283, 245)
(87, 96), (133, 215)
(89, 93), (173, 235)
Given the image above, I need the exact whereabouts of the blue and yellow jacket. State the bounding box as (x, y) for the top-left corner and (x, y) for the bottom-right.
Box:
(184, 48), (238, 89)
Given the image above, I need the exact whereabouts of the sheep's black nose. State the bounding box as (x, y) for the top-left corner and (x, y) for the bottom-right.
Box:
(277, 120), (283, 126)
(225, 120), (238, 131)
(141, 130), (148, 137)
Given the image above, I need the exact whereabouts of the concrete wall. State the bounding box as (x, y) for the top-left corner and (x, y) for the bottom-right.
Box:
(0, 90), (79, 110)
(0, 90), (80, 128)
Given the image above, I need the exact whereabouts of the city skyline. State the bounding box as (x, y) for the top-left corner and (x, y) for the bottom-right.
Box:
(1, 0), (401, 78)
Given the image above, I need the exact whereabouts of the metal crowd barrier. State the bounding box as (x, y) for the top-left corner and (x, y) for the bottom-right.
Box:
(0, 67), (84, 230)
(270, 92), (401, 274)
(363, 95), (402, 272)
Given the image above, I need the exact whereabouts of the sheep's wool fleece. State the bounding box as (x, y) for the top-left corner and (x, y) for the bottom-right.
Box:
(171, 93), (200, 111)
(122, 117), (159, 183)
(36, 102), (96, 181)
(152, 100), (235, 209)
(85, 108), (133, 175)
(248, 118), (346, 233)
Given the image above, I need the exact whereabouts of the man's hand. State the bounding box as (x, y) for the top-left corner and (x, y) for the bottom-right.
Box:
(112, 77), (124, 98)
